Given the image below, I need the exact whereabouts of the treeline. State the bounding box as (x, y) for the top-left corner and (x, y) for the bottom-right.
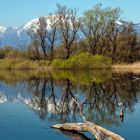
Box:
(0, 4), (140, 63)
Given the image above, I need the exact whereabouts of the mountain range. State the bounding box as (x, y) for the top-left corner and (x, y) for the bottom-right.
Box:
(0, 17), (40, 48)
(0, 16), (140, 48)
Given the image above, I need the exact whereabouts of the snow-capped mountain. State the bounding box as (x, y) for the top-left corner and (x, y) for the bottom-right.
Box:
(117, 20), (140, 33)
(0, 16), (62, 48)
(0, 16), (53, 48)
(0, 17), (140, 48)
(0, 25), (30, 48)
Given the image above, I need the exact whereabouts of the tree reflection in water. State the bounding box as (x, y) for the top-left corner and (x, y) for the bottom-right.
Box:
(22, 72), (140, 128)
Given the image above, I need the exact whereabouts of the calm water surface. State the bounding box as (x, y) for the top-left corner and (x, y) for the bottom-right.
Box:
(0, 70), (140, 140)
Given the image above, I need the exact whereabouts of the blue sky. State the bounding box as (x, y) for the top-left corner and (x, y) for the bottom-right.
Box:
(0, 0), (139, 27)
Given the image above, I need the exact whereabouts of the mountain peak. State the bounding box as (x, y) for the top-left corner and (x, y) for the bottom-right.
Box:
(0, 26), (6, 33)
(22, 18), (39, 30)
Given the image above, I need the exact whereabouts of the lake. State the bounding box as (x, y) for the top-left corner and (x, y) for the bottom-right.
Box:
(0, 70), (140, 140)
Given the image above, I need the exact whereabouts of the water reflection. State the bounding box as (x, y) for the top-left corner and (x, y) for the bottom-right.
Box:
(60, 130), (92, 140)
(0, 70), (140, 139)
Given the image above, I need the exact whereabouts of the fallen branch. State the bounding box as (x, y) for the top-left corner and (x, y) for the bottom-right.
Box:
(51, 121), (125, 140)
(133, 76), (140, 81)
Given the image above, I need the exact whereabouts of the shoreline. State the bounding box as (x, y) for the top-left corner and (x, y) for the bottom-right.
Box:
(112, 62), (140, 74)
(112, 62), (140, 69)
(0, 58), (140, 71)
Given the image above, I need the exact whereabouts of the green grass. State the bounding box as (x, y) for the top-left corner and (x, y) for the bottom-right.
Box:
(51, 53), (112, 70)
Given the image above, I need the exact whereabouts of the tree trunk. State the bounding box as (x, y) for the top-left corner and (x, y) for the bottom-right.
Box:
(112, 42), (117, 63)
(50, 48), (53, 61)
(66, 48), (70, 59)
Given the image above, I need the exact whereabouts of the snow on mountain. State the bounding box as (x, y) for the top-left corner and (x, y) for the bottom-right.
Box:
(22, 18), (39, 30)
(0, 17), (140, 48)
(116, 21), (140, 33)
(20, 16), (54, 31)
(0, 16), (59, 48)
(0, 26), (6, 33)
(116, 21), (123, 26)
(0, 17), (42, 48)
(0, 25), (30, 48)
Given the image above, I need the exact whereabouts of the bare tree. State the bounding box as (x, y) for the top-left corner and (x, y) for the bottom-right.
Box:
(118, 22), (138, 63)
(105, 20), (120, 62)
(105, 8), (121, 62)
(46, 14), (58, 60)
(28, 17), (48, 59)
(56, 4), (80, 59)
(36, 17), (48, 59)
(28, 16), (58, 60)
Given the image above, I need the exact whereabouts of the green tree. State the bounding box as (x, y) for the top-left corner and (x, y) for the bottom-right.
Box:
(104, 8), (121, 62)
(80, 4), (121, 56)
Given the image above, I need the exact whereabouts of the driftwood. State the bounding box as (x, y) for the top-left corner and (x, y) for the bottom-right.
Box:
(51, 121), (125, 140)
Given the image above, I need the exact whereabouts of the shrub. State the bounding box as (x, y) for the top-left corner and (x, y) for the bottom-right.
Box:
(51, 52), (112, 69)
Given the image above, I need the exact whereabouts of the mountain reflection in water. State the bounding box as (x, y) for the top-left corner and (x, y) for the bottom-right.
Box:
(0, 70), (140, 140)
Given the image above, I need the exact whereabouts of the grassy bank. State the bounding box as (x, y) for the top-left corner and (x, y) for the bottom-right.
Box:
(0, 58), (50, 70)
(0, 53), (112, 70)
(112, 62), (140, 69)
(1, 54), (140, 71)
(112, 62), (140, 74)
